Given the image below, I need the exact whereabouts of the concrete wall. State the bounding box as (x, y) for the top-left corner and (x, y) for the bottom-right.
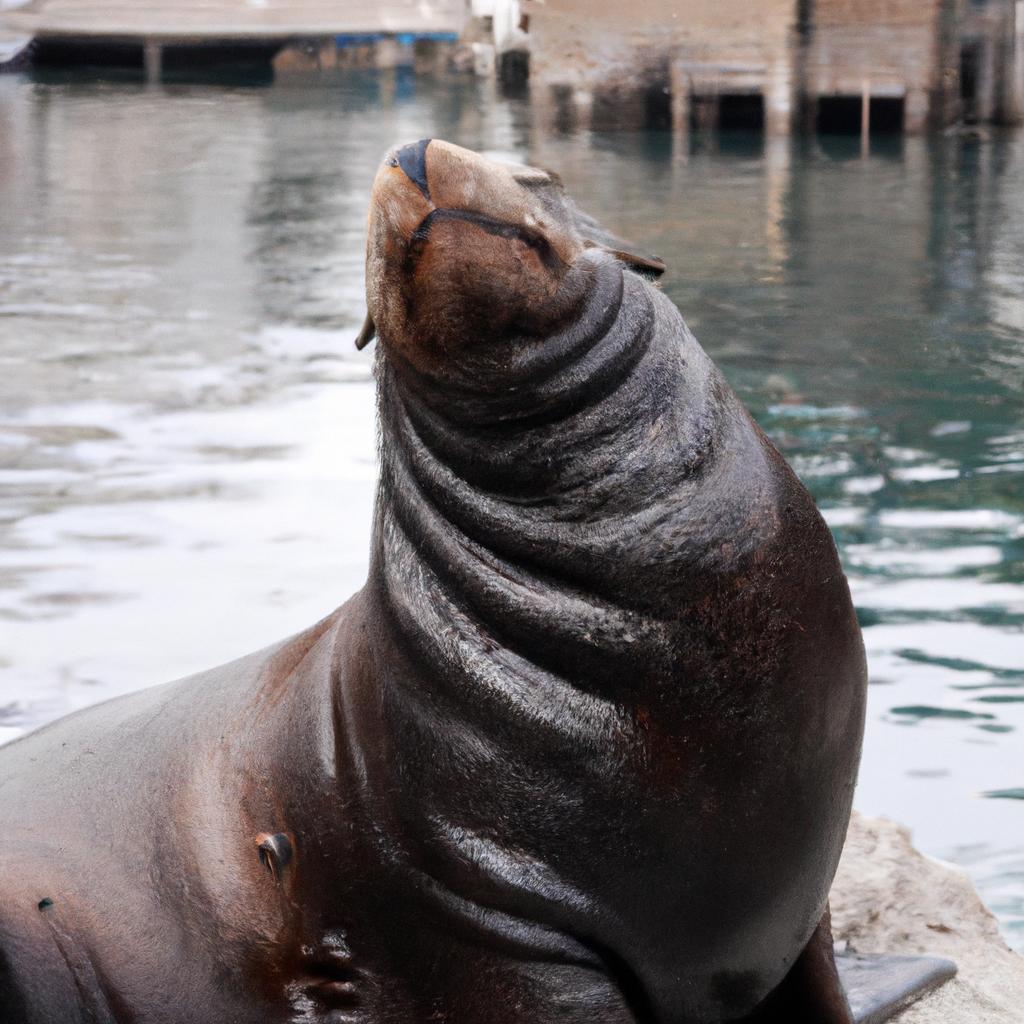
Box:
(803, 0), (957, 131)
(959, 0), (1022, 125)
(1018, 2), (1024, 118)
(524, 0), (800, 134)
(525, 0), (1020, 133)
(469, 0), (524, 52)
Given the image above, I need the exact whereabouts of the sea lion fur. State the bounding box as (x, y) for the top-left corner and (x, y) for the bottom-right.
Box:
(0, 140), (867, 1024)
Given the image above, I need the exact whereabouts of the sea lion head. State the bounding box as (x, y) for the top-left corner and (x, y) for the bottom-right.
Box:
(359, 139), (664, 368)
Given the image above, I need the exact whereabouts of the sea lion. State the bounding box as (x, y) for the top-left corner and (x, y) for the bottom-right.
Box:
(0, 139), (872, 1023)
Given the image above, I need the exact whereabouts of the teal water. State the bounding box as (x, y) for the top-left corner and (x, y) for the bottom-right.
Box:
(0, 70), (1021, 948)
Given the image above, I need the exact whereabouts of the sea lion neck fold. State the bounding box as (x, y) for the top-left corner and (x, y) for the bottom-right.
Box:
(374, 256), (726, 529)
(366, 276), (744, 790)
(380, 251), (631, 427)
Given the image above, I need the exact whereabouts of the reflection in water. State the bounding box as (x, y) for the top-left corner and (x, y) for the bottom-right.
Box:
(0, 69), (1022, 948)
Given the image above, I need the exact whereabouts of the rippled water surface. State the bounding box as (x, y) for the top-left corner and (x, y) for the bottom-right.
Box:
(1, 71), (1022, 948)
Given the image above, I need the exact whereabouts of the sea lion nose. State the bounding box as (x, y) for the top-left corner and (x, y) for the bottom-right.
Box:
(390, 139), (432, 202)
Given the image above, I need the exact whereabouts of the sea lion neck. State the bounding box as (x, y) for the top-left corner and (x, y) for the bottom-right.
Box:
(350, 260), (793, 978)
(366, 262), (753, 673)
(378, 249), (624, 423)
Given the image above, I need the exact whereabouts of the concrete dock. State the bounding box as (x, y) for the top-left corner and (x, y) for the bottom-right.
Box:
(0, 0), (467, 80)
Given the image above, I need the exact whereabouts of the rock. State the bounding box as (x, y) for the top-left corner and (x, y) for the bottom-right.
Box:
(0, 32), (32, 71)
(831, 812), (1024, 1022)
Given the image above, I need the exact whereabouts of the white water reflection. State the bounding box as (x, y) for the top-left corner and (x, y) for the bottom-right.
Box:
(1, 342), (377, 728)
(849, 545), (1002, 571)
(877, 508), (1023, 531)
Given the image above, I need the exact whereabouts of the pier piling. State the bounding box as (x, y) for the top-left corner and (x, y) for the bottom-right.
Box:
(861, 79), (871, 152)
(144, 39), (162, 83)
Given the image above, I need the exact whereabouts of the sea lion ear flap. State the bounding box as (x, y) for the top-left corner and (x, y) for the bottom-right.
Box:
(588, 242), (667, 280)
(569, 200), (666, 280)
(354, 311), (376, 351)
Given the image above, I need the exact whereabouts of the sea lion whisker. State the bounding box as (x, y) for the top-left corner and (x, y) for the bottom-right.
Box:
(354, 311), (376, 351)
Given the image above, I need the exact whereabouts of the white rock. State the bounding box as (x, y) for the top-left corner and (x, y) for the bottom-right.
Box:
(831, 813), (1024, 1022)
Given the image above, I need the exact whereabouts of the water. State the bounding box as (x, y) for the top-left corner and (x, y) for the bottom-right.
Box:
(0, 70), (1021, 950)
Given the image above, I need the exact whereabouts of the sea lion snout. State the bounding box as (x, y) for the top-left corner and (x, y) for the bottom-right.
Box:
(387, 138), (432, 201)
(364, 140), (648, 368)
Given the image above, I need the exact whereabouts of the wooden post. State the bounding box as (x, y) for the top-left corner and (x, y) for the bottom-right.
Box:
(317, 38), (338, 72)
(530, 83), (558, 137)
(861, 79), (871, 154)
(571, 87), (593, 131)
(670, 62), (691, 134)
(693, 93), (720, 132)
(670, 61), (691, 162)
(904, 87), (929, 134)
(802, 94), (819, 134)
(1016, 0), (1024, 124)
(144, 39), (163, 85)
(765, 58), (794, 137)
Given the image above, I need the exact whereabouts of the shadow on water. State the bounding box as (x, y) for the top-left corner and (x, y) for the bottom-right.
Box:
(30, 66), (277, 87)
(28, 39), (278, 87)
(0, 67), (1021, 947)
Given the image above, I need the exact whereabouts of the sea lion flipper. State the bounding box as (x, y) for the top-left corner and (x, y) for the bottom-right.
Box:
(835, 952), (957, 1024)
(354, 312), (377, 351)
(751, 905), (854, 1023)
(750, 907), (957, 1023)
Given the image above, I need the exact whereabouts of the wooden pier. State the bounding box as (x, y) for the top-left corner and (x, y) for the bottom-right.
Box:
(523, 0), (1024, 136)
(0, 0), (466, 78)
